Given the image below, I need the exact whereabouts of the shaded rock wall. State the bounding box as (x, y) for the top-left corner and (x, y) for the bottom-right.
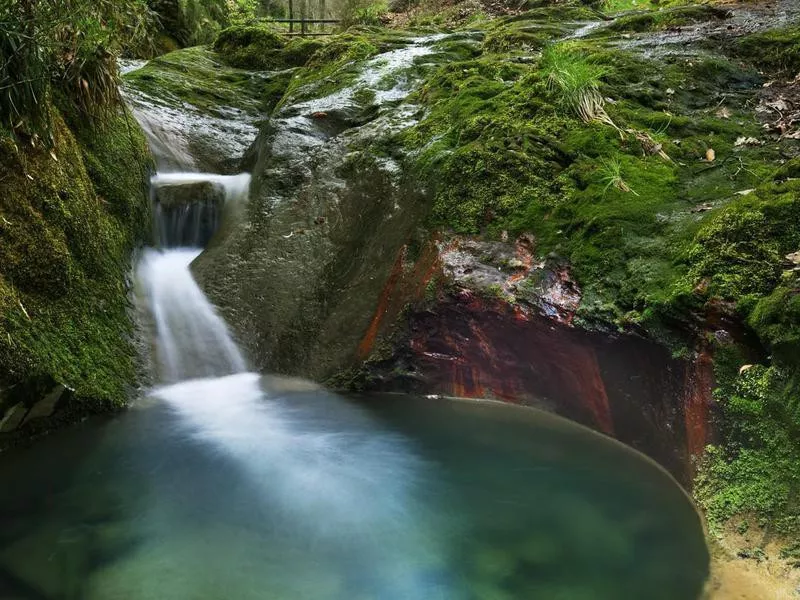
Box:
(362, 291), (715, 485)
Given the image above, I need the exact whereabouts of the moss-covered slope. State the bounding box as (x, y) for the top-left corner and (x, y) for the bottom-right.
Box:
(0, 107), (151, 433)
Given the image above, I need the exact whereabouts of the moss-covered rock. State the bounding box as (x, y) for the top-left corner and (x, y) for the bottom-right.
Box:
(125, 46), (278, 116)
(214, 24), (286, 69)
(606, 5), (730, 34)
(728, 25), (800, 75)
(0, 106), (151, 439)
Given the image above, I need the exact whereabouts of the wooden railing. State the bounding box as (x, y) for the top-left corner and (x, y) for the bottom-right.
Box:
(273, 17), (340, 36)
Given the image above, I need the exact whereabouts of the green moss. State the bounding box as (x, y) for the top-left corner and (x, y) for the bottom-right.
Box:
(695, 366), (800, 538)
(214, 23), (286, 69)
(125, 46), (286, 115)
(0, 107), (150, 409)
(729, 25), (800, 74)
(605, 5), (730, 33)
(278, 34), (381, 106)
(749, 288), (800, 367)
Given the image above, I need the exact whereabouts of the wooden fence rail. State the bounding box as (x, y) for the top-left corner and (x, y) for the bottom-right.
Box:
(279, 7), (341, 35)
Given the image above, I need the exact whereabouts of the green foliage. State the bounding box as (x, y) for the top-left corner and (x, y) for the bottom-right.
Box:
(598, 157), (636, 195)
(749, 287), (800, 367)
(0, 0), (157, 140)
(340, 0), (387, 27)
(541, 43), (616, 128)
(149, 0), (227, 46)
(695, 366), (800, 537)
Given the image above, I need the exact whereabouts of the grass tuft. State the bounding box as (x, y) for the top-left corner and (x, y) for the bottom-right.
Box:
(541, 43), (619, 132)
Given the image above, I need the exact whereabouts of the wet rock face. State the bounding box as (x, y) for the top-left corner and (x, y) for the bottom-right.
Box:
(193, 35), (458, 379)
(362, 292), (713, 484)
(122, 47), (281, 173)
(0, 376), (74, 445)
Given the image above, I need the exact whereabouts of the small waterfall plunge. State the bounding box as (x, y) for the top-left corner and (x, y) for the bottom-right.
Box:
(151, 172), (250, 247)
(127, 55), (450, 599)
(138, 172), (249, 382)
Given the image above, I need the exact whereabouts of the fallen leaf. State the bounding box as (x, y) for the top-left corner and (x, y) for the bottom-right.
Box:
(716, 107), (731, 119)
(734, 136), (763, 147)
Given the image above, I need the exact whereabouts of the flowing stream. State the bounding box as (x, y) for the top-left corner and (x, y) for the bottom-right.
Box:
(0, 38), (710, 600)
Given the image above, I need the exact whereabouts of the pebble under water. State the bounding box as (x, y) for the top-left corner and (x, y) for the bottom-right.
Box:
(0, 374), (709, 600)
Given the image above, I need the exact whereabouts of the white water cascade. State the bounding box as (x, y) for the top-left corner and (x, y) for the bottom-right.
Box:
(137, 171), (250, 382)
(126, 47), (455, 598)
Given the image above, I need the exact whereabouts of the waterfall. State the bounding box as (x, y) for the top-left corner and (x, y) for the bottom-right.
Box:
(137, 248), (246, 382)
(126, 51), (453, 599)
(150, 172), (250, 248)
(137, 171), (250, 382)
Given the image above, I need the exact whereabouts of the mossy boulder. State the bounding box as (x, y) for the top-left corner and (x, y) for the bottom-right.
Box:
(729, 25), (800, 75)
(606, 5), (730, 34)
(214, 24), (286, 69)
(0, 106), (151, 442)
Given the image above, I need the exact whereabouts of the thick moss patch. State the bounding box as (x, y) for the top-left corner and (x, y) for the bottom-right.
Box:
(605, 4), (730, 33)
(0, 107), (151, 409)
(728, 25), (800, 75)
(125, 46), (283, 115)
(214, 24), (329, 70)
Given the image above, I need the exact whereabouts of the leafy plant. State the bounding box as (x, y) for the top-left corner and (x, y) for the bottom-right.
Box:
(0, 0), (157, 140)
(340, 0), (386, 27)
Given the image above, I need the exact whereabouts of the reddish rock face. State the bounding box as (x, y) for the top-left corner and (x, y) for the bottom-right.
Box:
(366, 292), (716, 486)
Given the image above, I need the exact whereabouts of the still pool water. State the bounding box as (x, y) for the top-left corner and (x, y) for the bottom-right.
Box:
(0, 373), (708, 600)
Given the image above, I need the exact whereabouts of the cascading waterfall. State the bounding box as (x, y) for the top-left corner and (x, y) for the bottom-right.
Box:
(130, 71), (449, 598)
(138, 172), (250, 381)
(150, 172), (250, 247)
(137, 248), (247, 382)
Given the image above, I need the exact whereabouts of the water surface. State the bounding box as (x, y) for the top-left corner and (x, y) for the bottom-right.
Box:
(0, 376), (708, 600)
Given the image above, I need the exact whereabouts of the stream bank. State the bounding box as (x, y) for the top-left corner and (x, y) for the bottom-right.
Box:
(0, 106), (152, 448)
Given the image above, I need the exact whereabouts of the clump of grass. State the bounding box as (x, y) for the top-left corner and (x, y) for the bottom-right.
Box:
(599, 157), (638, 195)
(541, 43), (619, 132)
